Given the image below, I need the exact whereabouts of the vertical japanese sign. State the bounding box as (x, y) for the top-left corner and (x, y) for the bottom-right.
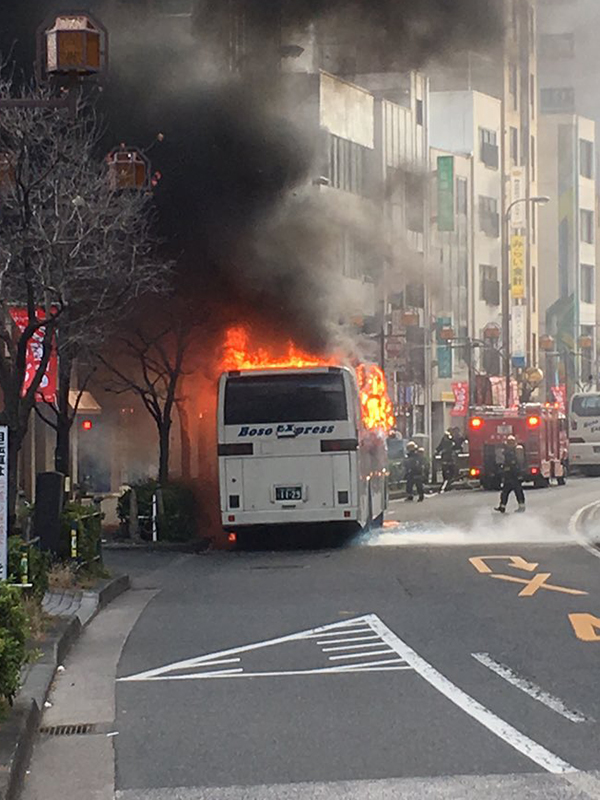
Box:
(511, 304), (527, 366)
(0, 427), (7, 581)
(9, 309), (57, 403)
(437, 156), (454, 232)
(450, 382), (469, 416)
(510, 169), (525, 227)
(510, 235), (525, 299)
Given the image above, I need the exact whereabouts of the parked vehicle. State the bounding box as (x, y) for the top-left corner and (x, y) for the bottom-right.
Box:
(467, 403), (567, 489)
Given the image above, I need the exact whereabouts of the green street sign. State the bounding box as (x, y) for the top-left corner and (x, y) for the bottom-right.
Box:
(437, 155), (454, 232)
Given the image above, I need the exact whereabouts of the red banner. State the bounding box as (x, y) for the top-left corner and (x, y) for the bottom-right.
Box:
(9, 309), (57, 403)
(551, 385), (567, 415)
(451, 381), (469, 416)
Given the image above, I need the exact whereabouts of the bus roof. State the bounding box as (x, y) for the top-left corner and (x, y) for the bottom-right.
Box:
(222, 365), (350, 378)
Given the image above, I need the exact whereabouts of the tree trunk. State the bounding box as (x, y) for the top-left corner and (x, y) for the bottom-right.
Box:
(54, 351), (73, 476)
(158, 420), (171, 485)
(176, 399), (191, 481)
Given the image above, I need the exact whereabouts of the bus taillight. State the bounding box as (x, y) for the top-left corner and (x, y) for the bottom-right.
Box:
(469, 417), (483, 430)
(321, 439), (358, 452)
(527, 416), (541, 428)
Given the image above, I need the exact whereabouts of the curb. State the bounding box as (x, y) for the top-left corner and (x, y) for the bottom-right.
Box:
(102, 539), (210, 553)
(569, 500), (600, 559)
(0, 574), (130, 800)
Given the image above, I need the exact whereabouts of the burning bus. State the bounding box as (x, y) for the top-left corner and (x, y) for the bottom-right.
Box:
(217, 327), (393, 536)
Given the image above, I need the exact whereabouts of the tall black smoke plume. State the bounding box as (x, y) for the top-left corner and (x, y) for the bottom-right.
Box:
(2, 0), (505, 353)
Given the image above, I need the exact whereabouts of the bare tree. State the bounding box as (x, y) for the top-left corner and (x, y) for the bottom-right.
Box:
(102, 308), (200, 485)
(0, 74), (169, 519)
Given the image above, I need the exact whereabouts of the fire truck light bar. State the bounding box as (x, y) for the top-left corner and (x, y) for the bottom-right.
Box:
(469, 417), (483, 430)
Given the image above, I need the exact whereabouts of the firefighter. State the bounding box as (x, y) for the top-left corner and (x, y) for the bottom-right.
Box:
(494, 435), (526, 513)
(404, 441), (424, 502)
(436, 430), (459, 492)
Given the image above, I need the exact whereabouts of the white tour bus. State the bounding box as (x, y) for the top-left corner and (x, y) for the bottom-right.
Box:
(569, 392), (600, 474)
(218, 365), (387, 533)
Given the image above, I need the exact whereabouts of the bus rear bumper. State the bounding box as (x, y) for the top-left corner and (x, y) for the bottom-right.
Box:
(222, 507), (360, 529)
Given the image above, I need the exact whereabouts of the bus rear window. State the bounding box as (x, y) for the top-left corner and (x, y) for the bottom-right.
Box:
(572, 395), (600, 417)
(224, 373), (348, 425)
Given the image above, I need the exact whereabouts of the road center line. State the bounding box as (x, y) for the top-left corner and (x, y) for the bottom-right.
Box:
(472, 653), (591, 723)
(367, 614), (578, 774)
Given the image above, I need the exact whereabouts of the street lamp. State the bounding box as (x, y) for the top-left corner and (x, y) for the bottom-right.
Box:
(502, 195), (550, 406)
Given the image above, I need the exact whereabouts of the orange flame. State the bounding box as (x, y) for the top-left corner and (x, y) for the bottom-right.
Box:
(356, 363), (396, 433)
(221, 326), (335, 371)
(220, 326), (395, 433)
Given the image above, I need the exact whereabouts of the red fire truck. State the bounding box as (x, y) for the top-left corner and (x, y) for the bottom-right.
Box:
(467, 404), (568, 489)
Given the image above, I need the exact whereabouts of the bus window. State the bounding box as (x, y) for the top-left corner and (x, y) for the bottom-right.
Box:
(571, 395), (600, 417)
(224, 373), (348, 425)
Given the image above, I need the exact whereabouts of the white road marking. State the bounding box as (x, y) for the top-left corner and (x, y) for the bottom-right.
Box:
(316, 636), (380, 645)
(135, 664), (413, 680)
(322, 642), (390, 652)
(472, 653), (590, 723)
(118, 616), (385, 682)
(328, 649), (394, 661)
(366, 614), (577, 774)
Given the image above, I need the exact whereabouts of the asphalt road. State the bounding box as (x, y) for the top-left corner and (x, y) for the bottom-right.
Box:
(106, 478), (600, 798)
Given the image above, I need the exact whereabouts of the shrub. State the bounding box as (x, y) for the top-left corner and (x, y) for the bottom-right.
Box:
(7, 536), (50, 600)
(61, 502), (103, 568)
(118, 480), (198, 542)
(0, 585), (29, 704)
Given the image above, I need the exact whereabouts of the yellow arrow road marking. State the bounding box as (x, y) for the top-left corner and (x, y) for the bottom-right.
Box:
(568, 613), (600, 642)
(492, 573), (588, 597)
(469, 556), (539, 574)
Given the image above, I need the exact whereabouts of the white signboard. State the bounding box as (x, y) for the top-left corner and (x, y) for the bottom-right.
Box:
(511, 305), (527, 361)
(511, 169), (525, 228)
(0, 426), (7, 581)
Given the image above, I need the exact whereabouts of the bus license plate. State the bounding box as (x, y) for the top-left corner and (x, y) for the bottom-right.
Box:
(275, 486), (302, 501)
(497, 425), (513, 434)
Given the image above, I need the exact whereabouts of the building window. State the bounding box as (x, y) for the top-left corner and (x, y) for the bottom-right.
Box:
(531, 135), (535, 181)
(530, 74), (535, 118)
(510, 127), (518, 166)
(479, 128), (498, 169)
(580, 139), (594, 179)
(509, 64), (518, 111)
(532, 266), (537, 312)
(416, 99), (423, 126)
(328, 134), (369, 196)
(479, 196), (499, 237)
(540, 87), (575, 114)
(480, 264), (500, 305)
(581, 209), (594, 244)
(581, 264), (595, 303)
(539, 33), (575, 60)
(456, 178), (468, 214)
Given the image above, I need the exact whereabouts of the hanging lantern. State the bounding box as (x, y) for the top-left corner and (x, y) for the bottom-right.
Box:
(41, 14), (107, 79)
(0, 153), (15, 196)
(439, 326), (455, 341)
(539, 334), (555, 352)
(483, 323), (501, 340)
(579, 334), (593, 350)
(107, 146), (150, 191)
